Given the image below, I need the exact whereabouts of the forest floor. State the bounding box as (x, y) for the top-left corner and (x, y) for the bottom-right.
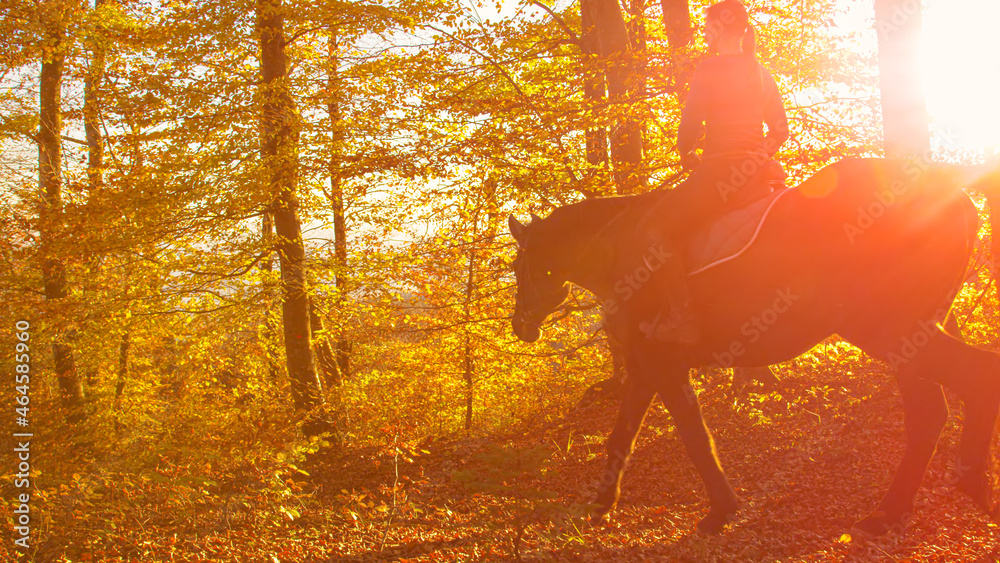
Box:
(18, 345), (1000, 562)
(295, 357), (1000, 562)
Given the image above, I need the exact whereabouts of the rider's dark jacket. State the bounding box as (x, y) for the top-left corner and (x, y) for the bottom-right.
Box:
(678, 54), (789, 162)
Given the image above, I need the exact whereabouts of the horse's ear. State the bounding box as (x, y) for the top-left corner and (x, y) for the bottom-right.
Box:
(530, 212), (542, 223)
(509, 214), (527, 245)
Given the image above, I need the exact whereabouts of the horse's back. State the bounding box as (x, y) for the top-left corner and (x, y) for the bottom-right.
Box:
(774, 157), (976, 309)
(688, 157), (978, 367)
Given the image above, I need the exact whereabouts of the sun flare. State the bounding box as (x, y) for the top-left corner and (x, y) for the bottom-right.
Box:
(922, 0), (1000, 150)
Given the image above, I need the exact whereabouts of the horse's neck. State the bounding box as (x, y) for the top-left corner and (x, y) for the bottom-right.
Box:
(548, 196), (639, 298)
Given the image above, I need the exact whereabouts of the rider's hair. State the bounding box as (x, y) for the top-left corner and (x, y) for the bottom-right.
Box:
(706, 0), (762, 97)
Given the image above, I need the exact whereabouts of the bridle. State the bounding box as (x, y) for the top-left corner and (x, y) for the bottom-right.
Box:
(511, 250), (538, 326)
(511, 247), (565, 327)
(509, 194), (657, 331)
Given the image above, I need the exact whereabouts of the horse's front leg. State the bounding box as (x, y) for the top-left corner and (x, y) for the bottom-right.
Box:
(593, 374), (656, 521)
(658, 374), (740, 534)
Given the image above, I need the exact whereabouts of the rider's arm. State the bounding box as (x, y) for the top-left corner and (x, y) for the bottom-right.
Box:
(677, 67), (710, 158)
(761, 68), (789, 157)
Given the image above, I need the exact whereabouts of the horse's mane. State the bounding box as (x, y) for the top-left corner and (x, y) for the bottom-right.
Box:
(536, 192), (658, 243)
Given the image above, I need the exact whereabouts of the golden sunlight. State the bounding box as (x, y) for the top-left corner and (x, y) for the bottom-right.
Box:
(922, 0), (1000, 150)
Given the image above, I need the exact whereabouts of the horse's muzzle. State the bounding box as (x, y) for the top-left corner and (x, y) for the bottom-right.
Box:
(512, 311), (542, 343)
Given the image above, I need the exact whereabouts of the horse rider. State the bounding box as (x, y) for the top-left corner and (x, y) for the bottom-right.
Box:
(638, 0), (790, 345)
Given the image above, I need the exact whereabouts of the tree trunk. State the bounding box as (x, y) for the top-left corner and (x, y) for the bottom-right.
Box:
(260, 211), (282, 381)
(874, 0), (930, 157)
(310, 304), (341, 387)
(113, 329), (129, 432)
(464, 335), (474, 433)
(257, 0), (323, 411)
(39, 6), (85, 417)
(328, 30), (351, 380)
(874, 0), (964, 336)
(581, 0), (609, 186)
(84, 0), (106, 192)
(81, 0), (108, 394)
(660, 0), (695, 98)
(582, 0), (643, 193)
(114, 330), (129, 401)
(660, 0), (692, 49)
(627, 0), (648, 189)
(462, 207), (479, 434)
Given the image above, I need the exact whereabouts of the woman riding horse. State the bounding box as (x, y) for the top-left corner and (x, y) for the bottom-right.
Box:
(639, 0), (789, 345)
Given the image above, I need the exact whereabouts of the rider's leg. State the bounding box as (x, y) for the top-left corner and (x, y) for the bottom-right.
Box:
(635, 171), (719, 345)
(639, 227), (700, 344)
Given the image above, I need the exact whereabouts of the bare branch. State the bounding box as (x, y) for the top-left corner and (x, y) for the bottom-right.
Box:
(530, 1), (582, 46)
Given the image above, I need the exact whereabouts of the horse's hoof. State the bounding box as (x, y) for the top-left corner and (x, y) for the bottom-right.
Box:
(588, 511), (612, 529)
(696, 507), (738, 535)
(990, 504), (1000, 524)
(851, 510), (910, 537)
(589, 500), (614, 526)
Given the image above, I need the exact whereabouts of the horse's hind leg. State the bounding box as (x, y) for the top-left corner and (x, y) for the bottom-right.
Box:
(657, 374), (740, 534)
(853, 376), (948, 536)
(920, 332), (1000, 514)
(594, 373), (655, 521)
(872, 328), (1000, 514)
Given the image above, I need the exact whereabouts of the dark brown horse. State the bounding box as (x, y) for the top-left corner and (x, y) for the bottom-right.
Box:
(508, 158), (1000, 536)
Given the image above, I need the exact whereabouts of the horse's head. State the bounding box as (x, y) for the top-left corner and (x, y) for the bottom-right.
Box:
(508, 213), (571, 343)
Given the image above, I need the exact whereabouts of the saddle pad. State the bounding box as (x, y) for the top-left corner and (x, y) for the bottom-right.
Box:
(685, 188), (791, 276)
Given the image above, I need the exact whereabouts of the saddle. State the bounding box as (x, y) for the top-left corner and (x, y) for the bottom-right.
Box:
(718, 158), (788, 210)
(684, 161), (790, 275)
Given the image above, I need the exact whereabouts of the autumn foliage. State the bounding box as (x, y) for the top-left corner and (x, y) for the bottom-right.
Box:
(1, 0), (998, 560)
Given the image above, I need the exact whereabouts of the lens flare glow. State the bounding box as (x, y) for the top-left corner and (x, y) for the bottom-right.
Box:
(922, 0), (1000, 149)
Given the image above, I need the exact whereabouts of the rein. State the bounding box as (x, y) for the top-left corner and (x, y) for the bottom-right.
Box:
(511, 251), (557, 326)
